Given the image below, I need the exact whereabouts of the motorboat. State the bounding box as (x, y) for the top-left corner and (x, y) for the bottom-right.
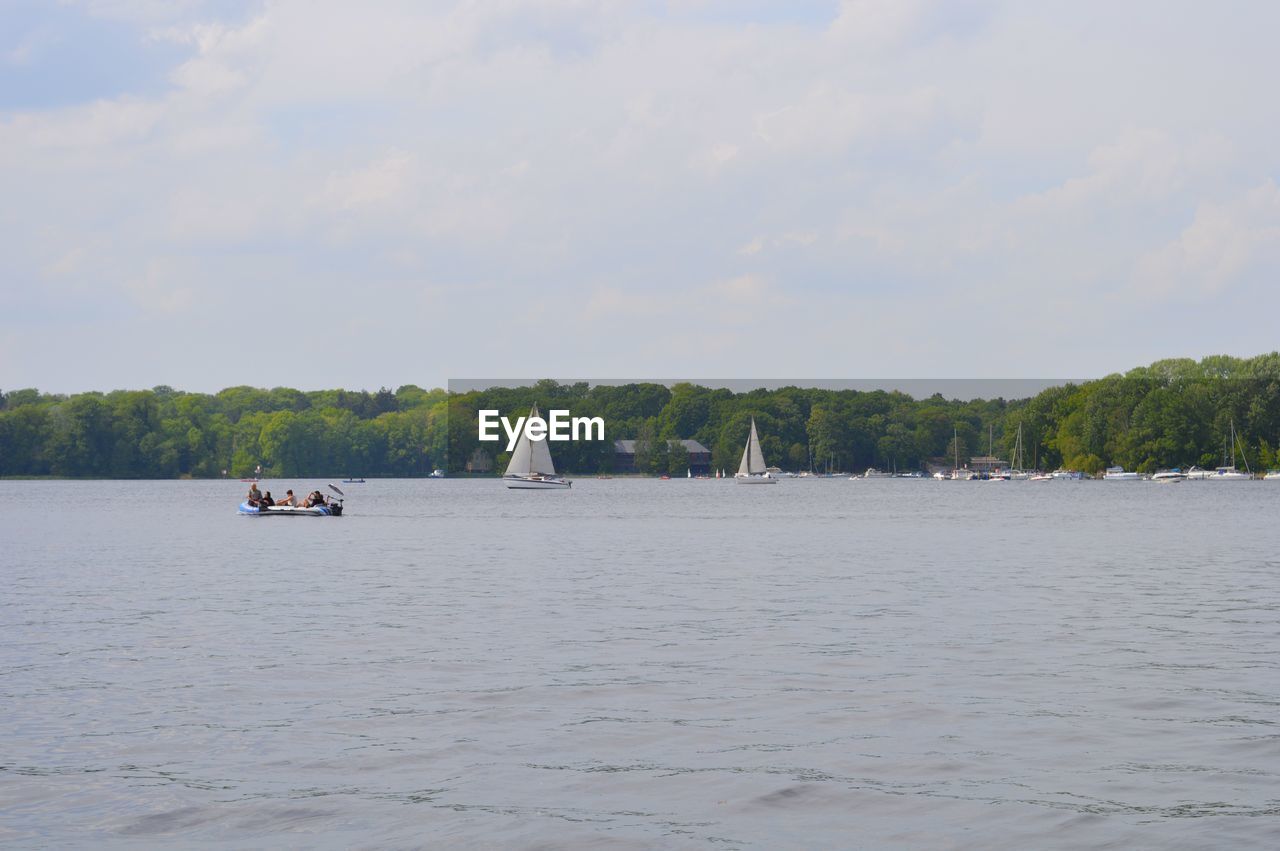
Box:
(1102, 466), (1141, 481)
(1187, 465), (1251, 481)
(1050, 469), (1084, 480)
(862, 468), (894, 479)
(1152, 469), (1186, 483)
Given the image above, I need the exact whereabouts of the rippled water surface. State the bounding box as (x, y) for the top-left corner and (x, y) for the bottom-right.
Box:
(2, 478), (1279, 848)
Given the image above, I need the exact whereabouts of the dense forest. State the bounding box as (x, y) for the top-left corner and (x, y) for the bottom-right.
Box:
(4, 354), (1280, 478)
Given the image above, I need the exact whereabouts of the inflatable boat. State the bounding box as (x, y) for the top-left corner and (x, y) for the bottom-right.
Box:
(239, 502), (342, 516)
(239, 484), (345, 516)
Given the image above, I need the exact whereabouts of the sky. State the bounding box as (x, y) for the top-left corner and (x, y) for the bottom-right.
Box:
(3, 0), (1279, 394)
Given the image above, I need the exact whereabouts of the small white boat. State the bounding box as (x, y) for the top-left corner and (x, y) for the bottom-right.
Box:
(1050, 469), (1084, 480)
(950, 468), (977, 480)
(932, 471), (949, 480)
(735, 418), (778, 484)
(1264, 470), (1280, 480)
(1029, 472), (1053, 481)
(1152, 469), (1186, 483)
(503, 405), (571, 489)
(1102, 466), (1141, 481)
(429, 469), (445, 478)
(862, 468), (893, 479)
(1187, 466), (1251, 481)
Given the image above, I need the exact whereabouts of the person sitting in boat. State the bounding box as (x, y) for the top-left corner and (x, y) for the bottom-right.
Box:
(276, 489), (296, 507)
(246, 483), (262, 506)
(304, 490), (325, 508)
(261, 491), (274, 506)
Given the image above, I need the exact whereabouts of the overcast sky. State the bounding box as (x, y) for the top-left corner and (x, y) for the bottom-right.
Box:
(3, 0), (1278, 393)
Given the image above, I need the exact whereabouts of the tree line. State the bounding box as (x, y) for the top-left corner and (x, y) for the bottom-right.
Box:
(4, 354), (1280, 478)
(0, 385), (447, 478)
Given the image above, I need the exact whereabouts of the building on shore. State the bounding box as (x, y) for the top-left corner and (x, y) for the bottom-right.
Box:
(613, 439), (712, 475)
(968, 455), (1008, 475)
(465, 448), (493, 474)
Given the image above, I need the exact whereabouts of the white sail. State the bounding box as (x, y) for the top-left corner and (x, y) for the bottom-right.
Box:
(504, 426), (532, 477)
(530, 422), (556, 475)
(503, 405), (557, 477)
(738, 418), (767, 475)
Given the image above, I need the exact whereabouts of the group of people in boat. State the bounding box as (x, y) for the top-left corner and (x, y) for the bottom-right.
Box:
(245, 483), (331, 509)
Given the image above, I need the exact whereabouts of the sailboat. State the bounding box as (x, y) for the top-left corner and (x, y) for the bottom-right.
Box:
(735, 418), (777, 484)
(1187, 419), (1252, 481)
(950, 427), (975, 480)
(503, 405), (571, 489)
(1007, 423), (1030, 480)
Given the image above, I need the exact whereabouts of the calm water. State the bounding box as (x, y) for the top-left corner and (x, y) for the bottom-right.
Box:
(2, 478), (1278, 848)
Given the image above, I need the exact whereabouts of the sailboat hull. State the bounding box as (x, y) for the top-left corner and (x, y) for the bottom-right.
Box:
(735, 475), (777, 484)
(504, 475), (571, 489)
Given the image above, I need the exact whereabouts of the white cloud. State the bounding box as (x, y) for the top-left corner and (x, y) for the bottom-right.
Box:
(319, 151), (415, 213)
(1136, 180), (1280, 300)
(4, 1), (1280, 390)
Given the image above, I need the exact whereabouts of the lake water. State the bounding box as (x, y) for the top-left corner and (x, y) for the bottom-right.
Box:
(2, 478), (1278, 848)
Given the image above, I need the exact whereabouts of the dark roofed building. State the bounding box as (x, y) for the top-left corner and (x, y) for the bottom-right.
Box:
(614, 439), (712, 475)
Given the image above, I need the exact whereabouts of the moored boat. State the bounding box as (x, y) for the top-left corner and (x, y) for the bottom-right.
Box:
(1188, 419), (1253, 480)
(1102, 466), (1141, 481)
(1187, 465), (1251, 481)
